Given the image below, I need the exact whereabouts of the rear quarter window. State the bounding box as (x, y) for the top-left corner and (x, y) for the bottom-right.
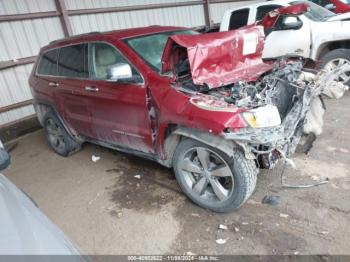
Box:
(256, 5), (282, 21)
(37, 49), (58, 76)
(229, 8), (249, 30)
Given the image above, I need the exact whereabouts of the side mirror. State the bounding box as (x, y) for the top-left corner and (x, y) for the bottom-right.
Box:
(106, 63), (132, 81)
(280, 16), (303, 30)
(0, 141), (10, 171)
(325, 3), (336, 11)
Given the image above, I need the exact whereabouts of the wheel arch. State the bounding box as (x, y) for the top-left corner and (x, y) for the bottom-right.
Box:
(161, 126), (241, 167)
(34, 100), (82, 142)
(34, 102), (52, 126)
(315, 40), (350, 60)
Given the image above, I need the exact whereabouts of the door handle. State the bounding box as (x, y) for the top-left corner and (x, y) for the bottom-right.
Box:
(48, 82), (59, 87)
(85, 86), (99, 92)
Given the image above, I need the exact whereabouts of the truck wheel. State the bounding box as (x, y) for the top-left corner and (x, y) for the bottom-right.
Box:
(320, 49), (350, 85)
(43, 111), (81, 157)
(173, 139), (258, 213)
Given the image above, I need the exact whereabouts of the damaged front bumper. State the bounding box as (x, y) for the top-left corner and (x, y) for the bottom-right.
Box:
(223, 125), (287, 146)
(224, 89), (306, 145)
(222, 64), (350, 169)
(223, 85), (313, 168)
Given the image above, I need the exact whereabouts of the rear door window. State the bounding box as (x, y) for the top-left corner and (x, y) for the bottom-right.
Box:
(37, 49), (58, 76)
(229, 8), (249, 30)
(57, 44), (88, 78)
(256, 5), (282, 21)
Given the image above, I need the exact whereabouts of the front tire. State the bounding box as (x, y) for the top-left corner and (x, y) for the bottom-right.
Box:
(319, 49), (350, 85)
(173, 139), (258, 213)
(43, 111), (81, 157)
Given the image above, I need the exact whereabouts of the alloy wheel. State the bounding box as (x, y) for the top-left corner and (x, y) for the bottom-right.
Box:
(180, 147), (234, 202)
(46, 118), (66, 152)
(323, 58), (350, 83)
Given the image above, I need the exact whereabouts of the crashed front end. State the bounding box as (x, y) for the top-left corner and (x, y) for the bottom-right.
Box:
(162, 26), (347, 169)
(221, 62), (324, 168)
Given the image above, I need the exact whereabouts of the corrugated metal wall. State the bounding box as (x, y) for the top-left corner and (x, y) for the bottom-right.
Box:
(210, 0), (261, 22)
(0, 0), (64, 125)
(68, 1), (206, 35)
(0, 0), (259, 127)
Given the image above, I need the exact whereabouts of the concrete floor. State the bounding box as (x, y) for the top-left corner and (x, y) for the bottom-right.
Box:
(3, 92), (350, 255)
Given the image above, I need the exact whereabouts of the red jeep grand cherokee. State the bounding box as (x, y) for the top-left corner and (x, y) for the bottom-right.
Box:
(29, 25), (331, 212)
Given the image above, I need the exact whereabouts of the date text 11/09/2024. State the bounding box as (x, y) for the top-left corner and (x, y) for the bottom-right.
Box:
(127, 255), (219, 261)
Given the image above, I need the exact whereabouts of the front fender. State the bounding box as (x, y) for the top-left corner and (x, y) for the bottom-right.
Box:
(161, 127), (247, 167)
(173, 127), (239, 157)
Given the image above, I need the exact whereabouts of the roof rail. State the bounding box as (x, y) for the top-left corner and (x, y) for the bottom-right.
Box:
(49, 31), (101, 44)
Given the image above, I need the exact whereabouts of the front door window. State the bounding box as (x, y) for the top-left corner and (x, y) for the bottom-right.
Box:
(89, 43), (142, 83)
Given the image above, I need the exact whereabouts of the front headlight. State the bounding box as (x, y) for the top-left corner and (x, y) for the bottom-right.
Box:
(242, 104), (281, 128)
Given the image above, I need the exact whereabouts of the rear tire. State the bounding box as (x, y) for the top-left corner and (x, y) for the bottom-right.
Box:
(319, 49), (350, 85)
(173, 139), (258, 213)
(43, 111), (81, 157)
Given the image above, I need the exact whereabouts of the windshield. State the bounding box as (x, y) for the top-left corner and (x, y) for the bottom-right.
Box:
(124, 30), (198, 72)
(340, 0), (350, 4)
(291, 1), (336, 21)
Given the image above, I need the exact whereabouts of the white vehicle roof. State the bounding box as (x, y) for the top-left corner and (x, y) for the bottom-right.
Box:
(222, 0), (309, 14)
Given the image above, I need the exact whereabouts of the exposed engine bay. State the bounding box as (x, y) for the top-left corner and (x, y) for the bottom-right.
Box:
(181, 59), (303, 119)
(163, 27), (348, 170)
(175, 59), (348, 169)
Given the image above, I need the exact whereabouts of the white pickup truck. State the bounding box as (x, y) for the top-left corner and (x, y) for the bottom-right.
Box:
(219, 0), (350, 84)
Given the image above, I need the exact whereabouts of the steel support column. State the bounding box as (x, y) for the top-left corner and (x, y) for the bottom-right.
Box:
(54, 0), (72, 37)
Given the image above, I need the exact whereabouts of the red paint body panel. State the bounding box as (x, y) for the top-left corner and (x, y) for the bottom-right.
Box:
(329, 0), (350, 13)
(162, 26), (273, 89)
(54, 78), (94, 138)
(259, 3), (309, 28)
(29, 26), (270, 161)
(81, 80), (153, 153)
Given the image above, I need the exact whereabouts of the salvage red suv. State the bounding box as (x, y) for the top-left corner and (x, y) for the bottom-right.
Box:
(29, 25), (331, 212)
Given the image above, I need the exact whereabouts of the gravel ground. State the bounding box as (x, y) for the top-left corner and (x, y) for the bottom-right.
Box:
(3, 92), (350, 255)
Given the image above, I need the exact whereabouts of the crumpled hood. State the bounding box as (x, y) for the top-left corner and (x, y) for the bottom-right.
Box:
(161, 26), (273, 89)
(327, 12), (350, 21)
